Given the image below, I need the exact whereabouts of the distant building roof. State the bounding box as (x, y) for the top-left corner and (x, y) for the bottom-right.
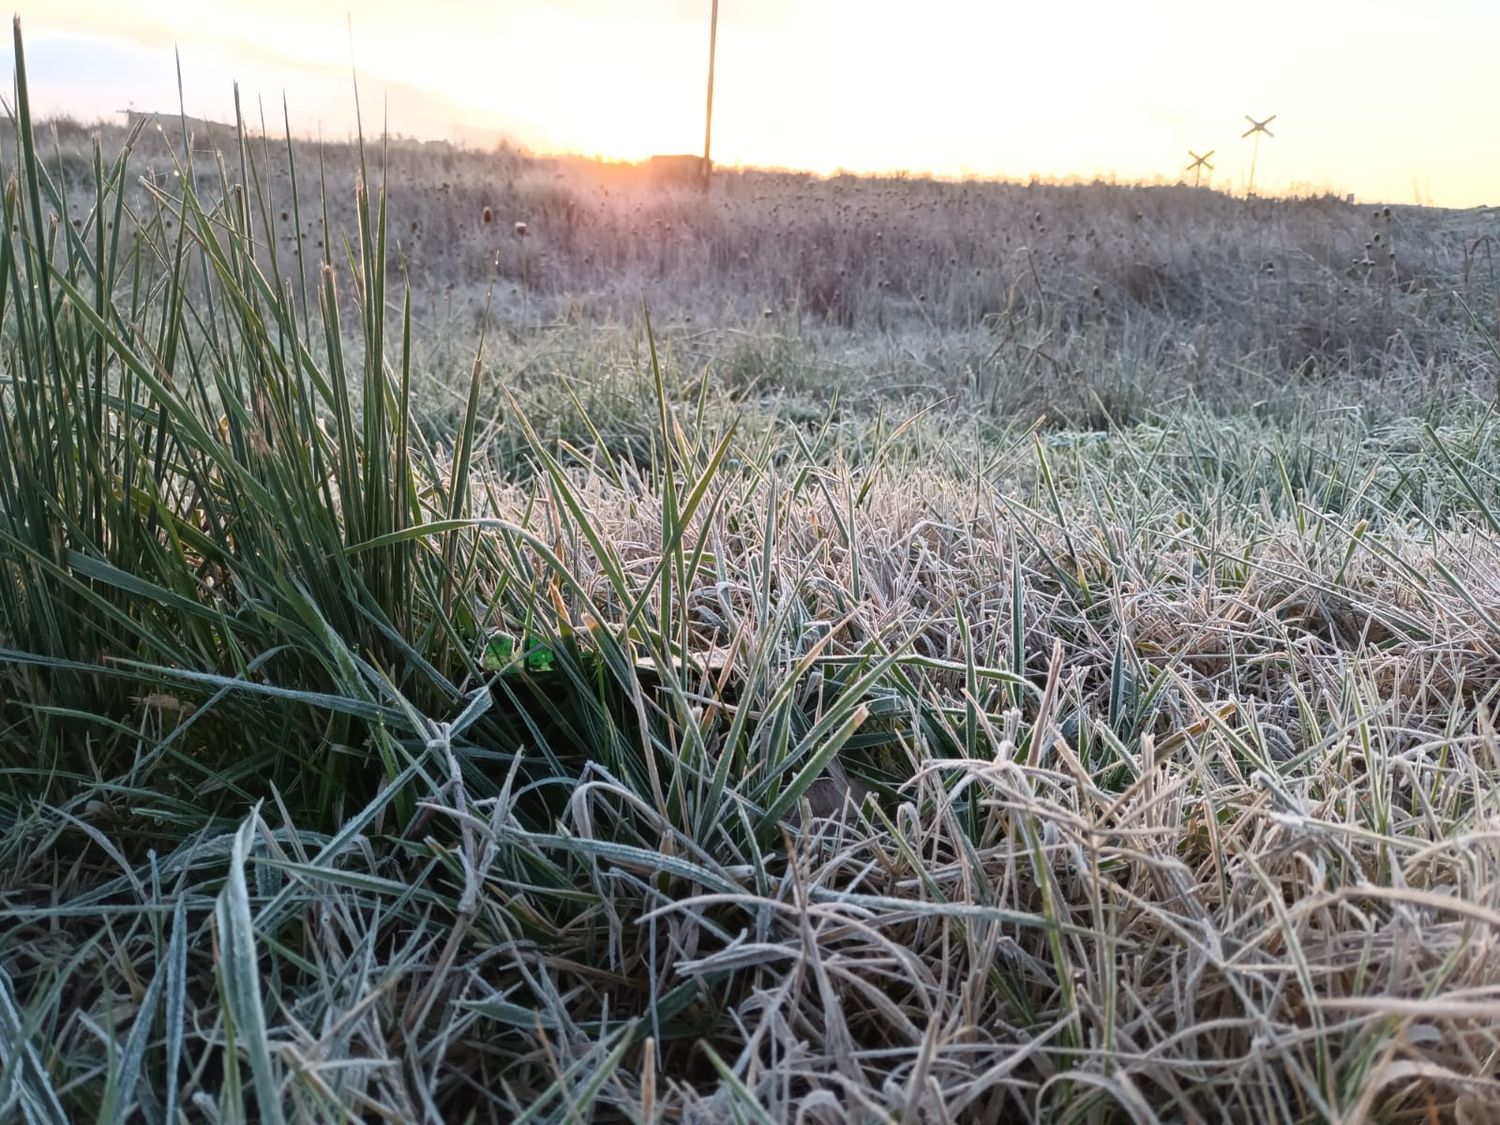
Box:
(121, 109), (237, 151)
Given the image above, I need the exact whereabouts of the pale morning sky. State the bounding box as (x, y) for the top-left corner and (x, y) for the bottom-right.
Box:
(17, 0), (1500, 206)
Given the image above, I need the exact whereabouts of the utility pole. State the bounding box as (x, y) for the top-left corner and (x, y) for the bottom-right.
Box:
(702, 0), (719, 188)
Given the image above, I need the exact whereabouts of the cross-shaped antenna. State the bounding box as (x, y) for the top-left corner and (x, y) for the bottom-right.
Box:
(1186, 149), (1215, 188)
(1242, 114), (1276, 195)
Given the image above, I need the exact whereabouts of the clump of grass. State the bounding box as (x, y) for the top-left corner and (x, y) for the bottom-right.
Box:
(5, 21), (1500, 1122)
(0, 28), (482, 828)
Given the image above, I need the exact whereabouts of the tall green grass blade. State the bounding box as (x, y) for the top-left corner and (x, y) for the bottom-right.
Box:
(214, 811), (286, 1125)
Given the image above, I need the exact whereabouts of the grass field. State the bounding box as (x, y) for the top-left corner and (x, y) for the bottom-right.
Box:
(6, 25), (1500, 1123)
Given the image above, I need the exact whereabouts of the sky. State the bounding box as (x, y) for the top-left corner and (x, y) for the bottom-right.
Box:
(16, 0), (1500, 207)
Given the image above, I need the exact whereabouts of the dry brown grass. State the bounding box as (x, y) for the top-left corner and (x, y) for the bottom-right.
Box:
(31, 116), (1500, 394)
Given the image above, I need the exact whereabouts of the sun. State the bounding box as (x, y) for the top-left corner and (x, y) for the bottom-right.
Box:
(402, 9), (707, 162)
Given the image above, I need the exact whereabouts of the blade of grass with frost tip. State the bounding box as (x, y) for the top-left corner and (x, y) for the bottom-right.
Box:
(355, 139), (396, 609)
(12, 20), (62, 375)
(349, 515), (616, 600)
(460, 996), (562, 1031)
(509, 1021), (638, 1125)
(445, 684), (493, 741)
(317, 252), (362, 532)
(164, 891), (189, 1125)
(521, 833), (742, 896)
(278, 96), (312, 337)
(1425, 423), (1500, 538)
(1243, 853), (1336, 1114)
(813, 651), (1034, 695)
(0, 535), (204, 668)
(258, 858), (447, 907)
(215, 811), (286, 1125)
(0, 961), (68, 1125)
(645, 310), (689, 654)
(63, 550), (227, 626)
(351, 601), (459, 698)
(1107, 630), (1132, 740)
(696, 1043), (779, 1125)
(1008, 529), (1027, 707)
(958, 605), (980, 760)
(561, 381), (629, 489)
(1457, 291), (1500, 368)
(37, 273), (280, 512)
(759, 702), (870, 829)
(0, 650), (405, 725)
(254, 751), (437, 932)
(96, 953), (163, 1125)
(396, 283), (415, 619)
(506, 405), (635, 612)
(444, 312), (489, 559)
(277, 579), (372, 700)
(1021, 818), (1082, 1057)
(693, 590), (810, 842)
(1405, 511), (1500, 643)
(638, 422), (739, 605)
(218, 1001), (245, 1125)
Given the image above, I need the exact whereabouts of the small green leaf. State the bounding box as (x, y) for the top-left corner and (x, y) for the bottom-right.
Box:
(524, 635), (555, 673)
(481, 631), (515, 672)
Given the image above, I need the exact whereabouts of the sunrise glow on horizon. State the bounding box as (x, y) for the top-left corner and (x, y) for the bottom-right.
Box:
(21, 0), (1500, 207)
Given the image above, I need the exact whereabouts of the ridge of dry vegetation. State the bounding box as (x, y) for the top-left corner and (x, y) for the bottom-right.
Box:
(5, 32), (1500, 1123)
(35, 109), (1500, 420)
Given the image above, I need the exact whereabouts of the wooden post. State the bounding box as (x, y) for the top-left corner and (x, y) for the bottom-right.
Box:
(702, 0), (719, 189)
